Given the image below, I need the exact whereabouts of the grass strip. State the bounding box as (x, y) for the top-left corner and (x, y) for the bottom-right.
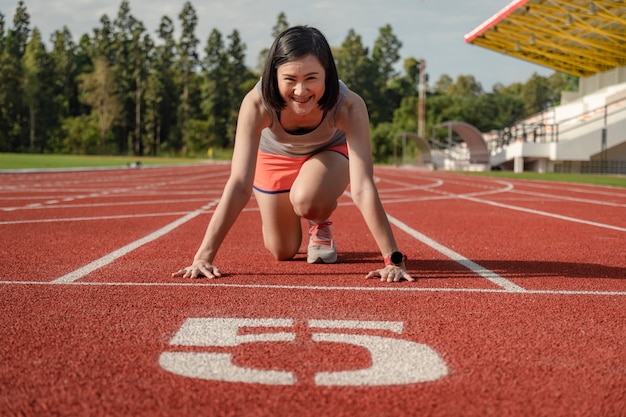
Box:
(459, 171), (626, 188)
(0, 153), (215, 170)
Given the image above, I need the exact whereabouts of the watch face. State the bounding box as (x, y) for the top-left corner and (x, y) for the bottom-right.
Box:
(390, 251), (404, 265)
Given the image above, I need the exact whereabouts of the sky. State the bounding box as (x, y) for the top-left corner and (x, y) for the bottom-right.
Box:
(0, 0), (554, 91)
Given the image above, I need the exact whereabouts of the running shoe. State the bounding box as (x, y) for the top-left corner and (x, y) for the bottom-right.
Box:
(307, 220), (337, 264)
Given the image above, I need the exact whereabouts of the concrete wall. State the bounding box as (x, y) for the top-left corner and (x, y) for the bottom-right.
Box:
(553, 112), (626, 161)
(562, 66), (626, 103)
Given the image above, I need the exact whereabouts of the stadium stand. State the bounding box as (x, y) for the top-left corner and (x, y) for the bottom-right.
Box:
(459, 0), (626, 173)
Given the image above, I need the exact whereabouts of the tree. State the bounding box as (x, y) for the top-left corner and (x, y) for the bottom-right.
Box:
(80, 57), (122, 151)
(372, 24), (402, 86)
(448, 75), (483, 97)
(112, 1), (154, 155)
(488, 93), (525, 129)
(335, 29), (379, 120)
(434, 74), (453, 95)
(0, 11), (5, 56)
(271, 12), (289, 38)
(129, 22), (153, 155)
(22, 28), (46, 151)
(0, 46), (23, 151)
(371, 24), (402, 123)
(403, 57), (419, 93)
(0, 0), (31, 151)
(547, 72), (577, 107)
(7, 0), (30, 57)
(371, 121), (398, 163)
(60, 114), (99, 154)
(257, 12), (289, 72)
(144, 68), (165, 155)
(226, 29), (253, 144)
(145, 16), (178, 155)
(91, 15), (116, 64)
(385, 58), (419, 128)
(201, 28), (229, 151)
(50, 26), (79, 118)
(177, 1), (200, 155)
(112, 0), (135, 153)
(493, 81), (522, 96)
(0, 13), (5, 150)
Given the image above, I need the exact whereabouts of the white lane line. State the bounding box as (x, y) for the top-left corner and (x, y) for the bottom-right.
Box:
(508, 180), (626, 198)
(1, 212), (195, 225)
(2, 197), (215, 212)
(3, 280), (625, 296)
(2, 170), (229, 211)
(507, 189), (626, 207)
(0, 206), (258, 225)
(377, 172), (626, 232)
(386, 214), (526, 292)
(50, 199), (220, 284)
(342, 189), (524, 292)
(459, 193), (626, 232)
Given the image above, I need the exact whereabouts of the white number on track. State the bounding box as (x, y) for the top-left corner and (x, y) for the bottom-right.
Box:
(159, 317), (448, 386)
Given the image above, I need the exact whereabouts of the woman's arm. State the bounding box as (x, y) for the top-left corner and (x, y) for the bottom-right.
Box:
(172, 89), (269, 279)
(337, 91), (414, 282)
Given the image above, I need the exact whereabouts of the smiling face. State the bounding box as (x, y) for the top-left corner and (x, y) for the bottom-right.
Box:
(276, 54), (326, 118)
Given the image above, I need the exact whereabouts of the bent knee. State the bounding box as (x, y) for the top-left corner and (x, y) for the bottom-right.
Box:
(290, 194), (334, 221)
(266, 244), (299, 261)
(263, 235), (300, 261)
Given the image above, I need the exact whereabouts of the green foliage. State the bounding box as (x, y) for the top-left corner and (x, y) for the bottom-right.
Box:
(393, 96), (418, 130)
(370, 122), (397, 163)
(372, 24), (402, 85)
(186, 118), (213, 156)
(79, 57), (123, 150)
(59, 114), (101, 154)
(335, 29), (384, 124)
(0, 3), (579, 160)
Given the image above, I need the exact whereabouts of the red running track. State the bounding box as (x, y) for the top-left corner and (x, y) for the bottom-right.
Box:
(1, 164), (625, 416)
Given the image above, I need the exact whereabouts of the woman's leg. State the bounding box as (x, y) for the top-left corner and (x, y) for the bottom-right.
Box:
(253, 190), (303, 261)
(290, 150), (349, 222)
(291, 150), (349, 263)
(253, 150), (349, 262)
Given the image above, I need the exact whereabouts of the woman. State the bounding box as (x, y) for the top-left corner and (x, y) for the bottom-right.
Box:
(172, 26), (413, 283)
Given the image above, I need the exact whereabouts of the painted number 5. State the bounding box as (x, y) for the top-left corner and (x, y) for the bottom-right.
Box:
(159, 318), (448, 386)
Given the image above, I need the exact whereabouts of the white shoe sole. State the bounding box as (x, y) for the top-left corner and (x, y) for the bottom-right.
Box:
(307, 250), (337, 264)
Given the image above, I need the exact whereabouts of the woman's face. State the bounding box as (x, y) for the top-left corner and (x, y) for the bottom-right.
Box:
(276, 54), (326, 117)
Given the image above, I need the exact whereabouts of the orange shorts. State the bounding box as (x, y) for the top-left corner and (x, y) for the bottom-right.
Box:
(253, 143), (349, 194)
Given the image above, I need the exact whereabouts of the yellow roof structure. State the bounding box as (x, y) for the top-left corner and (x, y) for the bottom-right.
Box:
(464, 0), (626, 77)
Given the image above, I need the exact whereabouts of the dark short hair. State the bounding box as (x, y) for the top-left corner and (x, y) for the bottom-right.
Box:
(261, 26), (339, 112)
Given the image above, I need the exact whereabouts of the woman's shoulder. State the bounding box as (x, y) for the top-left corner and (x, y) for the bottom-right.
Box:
(246, 81), (270, 110)
(239, 86), (271, 128)
(336, 87), (367, 119)
(344, 87), (365, 107)
(335, 80), (364, 107)
(334, 84), (369, 135)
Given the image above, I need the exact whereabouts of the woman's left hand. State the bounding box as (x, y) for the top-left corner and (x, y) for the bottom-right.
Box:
(366, 265), (414, 283)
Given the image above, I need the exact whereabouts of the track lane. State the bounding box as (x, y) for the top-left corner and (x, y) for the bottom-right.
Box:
(1, 164), (625, 417)
(2, 280), (624, 416)
(374, 168), (625, 292)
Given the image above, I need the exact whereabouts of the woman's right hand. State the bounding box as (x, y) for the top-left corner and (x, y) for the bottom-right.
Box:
(171, 261), (223, 279)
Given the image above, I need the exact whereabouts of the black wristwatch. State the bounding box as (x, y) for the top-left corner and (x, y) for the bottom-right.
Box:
(384, 251), (406, 266)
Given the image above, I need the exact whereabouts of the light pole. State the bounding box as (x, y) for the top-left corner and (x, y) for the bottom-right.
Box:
(417, 59), (426, 139)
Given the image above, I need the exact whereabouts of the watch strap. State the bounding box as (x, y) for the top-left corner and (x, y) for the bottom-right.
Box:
(384, 251), (407, 266)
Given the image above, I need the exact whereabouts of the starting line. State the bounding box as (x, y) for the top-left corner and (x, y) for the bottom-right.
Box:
(1, 280), (625, 296)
